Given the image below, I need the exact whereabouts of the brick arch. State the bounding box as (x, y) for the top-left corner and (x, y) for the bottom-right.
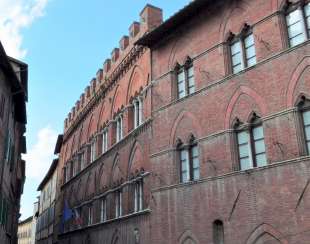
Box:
(167, 32), (198, 70)
(67, 185), (75, 206)
(110, 154), (125, 185)
(70, 135), (76, 157)
(74, 179), (82, 203)
(178, 230), (199, 244)
(98, 163), (108, 192)
(169, 110), (203, 146)
(77, 126), (83, 149)
(84, 171), (95, 199)
(286, 56), (310, 108)
(127, 141), (145, 178)
(246, 223), (288, 244)
(76, 178), (85, 202)
(96, 101), (106, 131)
(219, 0), (251, 42)
(111, 85), (124, 118)
(126, 65), (146, 104)
(224, 86), (267, 129)
(86, 114), (95, 141)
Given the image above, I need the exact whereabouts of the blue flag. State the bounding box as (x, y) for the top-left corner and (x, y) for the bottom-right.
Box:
(63, 200), (73, 221)
(60, 200), (73, 233)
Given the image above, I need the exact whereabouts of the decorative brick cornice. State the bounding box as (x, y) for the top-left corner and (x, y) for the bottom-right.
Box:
(63, 46), (147, 142)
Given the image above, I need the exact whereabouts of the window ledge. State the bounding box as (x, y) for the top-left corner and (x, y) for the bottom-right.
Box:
(154, 155), (310, 193)
(59, 209), (151, 236)
(61, 119), (152, 188)
(154, 39), (310, 114)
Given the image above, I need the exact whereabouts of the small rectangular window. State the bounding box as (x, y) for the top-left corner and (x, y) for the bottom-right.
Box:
(286, 9), (307, 47)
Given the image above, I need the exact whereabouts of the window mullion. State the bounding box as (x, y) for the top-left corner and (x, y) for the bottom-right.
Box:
(241, 38), (247, 68)
(189, 147), (193, 181)
(249, 128), (256, 168)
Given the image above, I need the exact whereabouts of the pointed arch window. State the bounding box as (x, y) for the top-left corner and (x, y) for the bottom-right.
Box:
(285, 1), (310, 47)
(297, 95), (310, 154)
(102, 128), (108, 154)
(115, 190), (122, 218)
(90, 139), (97, 162)
(229, 26), (257, 74)
(115, 114), (123, 143)
(133, 96), (143, 129)
(87, 204), (93, 226)
(100, 198), (107, 222)
(178, 136), (200, 183)
(134, 180), (143, 212)
(176, 58), (195, 99)
(213, 220), (224, 244)
(235, 114), (267, 170)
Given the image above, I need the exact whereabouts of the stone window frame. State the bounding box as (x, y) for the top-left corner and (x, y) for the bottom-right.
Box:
(132, 96), (143, 129)
(115, 113), (124, 143)
(227, 24), (257, 74)
(115, 189), (122, 218)
(133, 179), (143, 213)
(233, 113), (267, 171)
(283, 0), (310, 48)
(174, 56), (195, 100)
(176, 134), (200, 183)
(101, 127), (109, 154)
(100, 197), (107, 222)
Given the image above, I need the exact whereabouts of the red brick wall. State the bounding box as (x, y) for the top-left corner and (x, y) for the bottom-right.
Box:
(58, 0), (310, 243)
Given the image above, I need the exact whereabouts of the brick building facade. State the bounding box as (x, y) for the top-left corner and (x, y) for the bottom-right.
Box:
(57, 1), (310, 243)
(0, 41), (27, 244)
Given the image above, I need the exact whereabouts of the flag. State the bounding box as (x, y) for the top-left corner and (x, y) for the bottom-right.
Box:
(60, 200), (73, 233)
(73, 208), (83, 227)
(63, 200), (73, 221)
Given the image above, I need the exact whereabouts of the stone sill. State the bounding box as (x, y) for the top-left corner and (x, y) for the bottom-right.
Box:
(59, 209), (151, 236)
(153, 155), (310, 193)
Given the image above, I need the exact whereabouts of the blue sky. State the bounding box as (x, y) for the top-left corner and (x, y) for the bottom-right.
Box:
(0, 0), (191, 219)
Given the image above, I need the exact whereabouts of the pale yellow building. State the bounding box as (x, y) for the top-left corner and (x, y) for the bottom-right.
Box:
(18, 217), (35, 244)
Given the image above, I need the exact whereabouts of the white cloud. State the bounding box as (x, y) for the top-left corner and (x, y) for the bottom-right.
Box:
(23, 126), (57, 181)
(0, 0), (49, 59)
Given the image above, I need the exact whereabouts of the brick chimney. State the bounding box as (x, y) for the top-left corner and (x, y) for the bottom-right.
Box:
(140, 4), (163, 32)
